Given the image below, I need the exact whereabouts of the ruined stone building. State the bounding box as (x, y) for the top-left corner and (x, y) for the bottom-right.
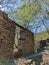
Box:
(0, 11), (34, 58)
(0, 11), (16, 58)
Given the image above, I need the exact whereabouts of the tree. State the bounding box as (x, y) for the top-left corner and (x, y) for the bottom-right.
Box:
(14, 0), (49, 33)
(15, 0), (42, 27)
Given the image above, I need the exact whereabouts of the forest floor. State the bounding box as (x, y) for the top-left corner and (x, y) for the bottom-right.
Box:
(0, 46), (49, 65)
(14, 46), (49, 65)
(14, 54), (49, 65)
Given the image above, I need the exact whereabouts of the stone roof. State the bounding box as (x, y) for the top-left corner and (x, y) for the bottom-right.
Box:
(0, 10), (34, 34)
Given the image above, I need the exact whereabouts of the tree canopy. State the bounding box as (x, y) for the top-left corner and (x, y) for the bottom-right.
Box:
(0, 0), (49, 33)
(13, 0), (49, 33)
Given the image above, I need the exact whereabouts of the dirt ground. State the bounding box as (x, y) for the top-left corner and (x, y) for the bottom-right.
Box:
(0, 46), (49, 65)
(14, 46), (49, 65)
(0, 53), (49, 65)
(14, 54), (49, 65)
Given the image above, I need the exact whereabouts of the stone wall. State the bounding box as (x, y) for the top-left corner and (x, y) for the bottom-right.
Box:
(18, 28), (34, 56)
(0, 11), (16, 58)
(0, 11), (34, 58)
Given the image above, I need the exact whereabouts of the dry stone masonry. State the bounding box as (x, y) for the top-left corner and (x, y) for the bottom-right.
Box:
(18, 28), (34, 56)
(0, 11), (35, 58)
(0, 11), (16, 58)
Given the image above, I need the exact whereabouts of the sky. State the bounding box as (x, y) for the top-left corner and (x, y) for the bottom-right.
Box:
(0, 0), (20, 11)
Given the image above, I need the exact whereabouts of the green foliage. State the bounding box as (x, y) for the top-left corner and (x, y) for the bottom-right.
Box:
(7, 0), (49, 28)
(35, 29), (49, 42)
(14, 0), (49, 28)
(15, 0), (42, 23)
(8, 0), (49, 34)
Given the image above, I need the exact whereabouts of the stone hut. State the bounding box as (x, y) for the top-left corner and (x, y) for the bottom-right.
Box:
(0, 11), (34, 58)
(18, 28), (34, 56)
(0, 11), (16, 58)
